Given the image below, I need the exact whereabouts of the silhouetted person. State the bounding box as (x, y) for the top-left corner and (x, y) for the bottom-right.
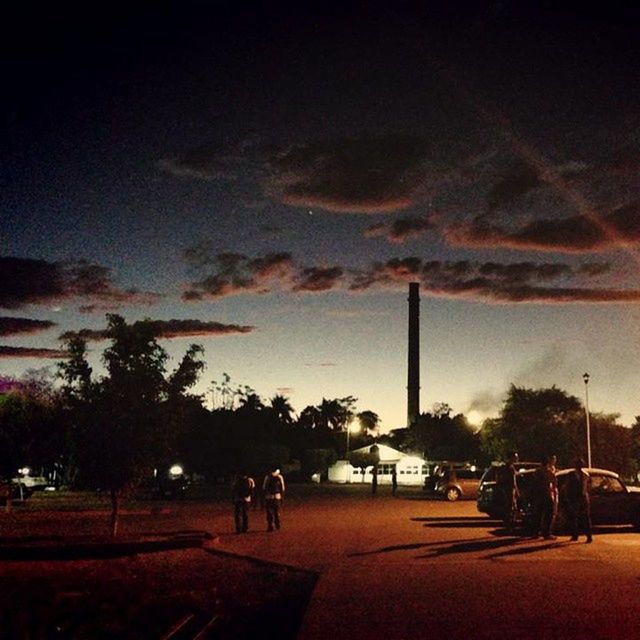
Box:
(263, 467), (285, 531)
(534, 454), (558, 540)
(391, 466), (398, 496)
(563, 457), (593, 543)
(371, 465), (378, 495)
(232, 471), (255, 534)
(498, 452), (520, 531)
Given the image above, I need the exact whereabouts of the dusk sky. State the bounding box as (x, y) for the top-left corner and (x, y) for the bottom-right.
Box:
(3, 2), (640, 430)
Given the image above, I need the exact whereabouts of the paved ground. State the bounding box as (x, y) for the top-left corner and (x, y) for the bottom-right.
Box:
(176, 485), (640, 640)
(4, 485), (640, 639)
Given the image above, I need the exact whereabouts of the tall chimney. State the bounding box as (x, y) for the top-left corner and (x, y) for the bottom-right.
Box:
(407, 282), (420, 427)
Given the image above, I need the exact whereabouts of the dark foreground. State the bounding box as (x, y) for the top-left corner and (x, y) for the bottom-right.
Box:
(2, 485), (640, 639)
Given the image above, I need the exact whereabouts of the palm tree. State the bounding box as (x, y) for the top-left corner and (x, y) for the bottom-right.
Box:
(270, 394), (296, 425)
(357, 410), (380, 436)
(298, 405), (321, 430)
(318, 398), (343, 430)
(238, 392), (265, 412)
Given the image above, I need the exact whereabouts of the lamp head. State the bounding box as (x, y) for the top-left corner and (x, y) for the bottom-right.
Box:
(583, 373), (590, 384)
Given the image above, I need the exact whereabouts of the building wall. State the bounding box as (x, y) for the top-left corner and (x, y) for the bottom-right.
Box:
(328, 450), (427, 485)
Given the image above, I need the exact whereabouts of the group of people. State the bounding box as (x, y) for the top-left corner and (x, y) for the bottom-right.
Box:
(231, 467), (285, 534)
(500, 451), (593, 543)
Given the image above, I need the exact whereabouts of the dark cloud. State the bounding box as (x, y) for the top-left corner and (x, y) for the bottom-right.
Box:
(0, 346), (69, 359)
(445, 202), (640, 253)
(184, 249), (632, 305)
(0, 317), (56, 337)
(60, 319), (254, 342)
(293, 267), (344, 293)
(0, 257), (162, 310)
(267, 135), (432, 213)
(486, 168), (542, 213)
(364, 216), (434, 244)
(183, 250), (295, 300)
(164, 134), (461, 214)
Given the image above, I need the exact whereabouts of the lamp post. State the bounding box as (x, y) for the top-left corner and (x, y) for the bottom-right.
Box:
(583, 373), (592, 468)
(345, 422), (360, 483)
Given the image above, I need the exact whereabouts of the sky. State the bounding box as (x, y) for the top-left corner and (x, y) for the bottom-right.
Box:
(2, 1), (640, 430)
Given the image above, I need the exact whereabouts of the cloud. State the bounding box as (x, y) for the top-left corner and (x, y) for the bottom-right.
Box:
(164, 134), (463, 215)
(485, 167), (542, 213)
(364, 216), (435, 244)
(183, 250), (297, 300)
(0, 346), (69, 359)
(59, 319), (255, 342)
(184, 248), (636, 305)
(0, 256), (162, 310)
(467, 390), (504, 415)
(266, 135), (434, 213)
(445, 201), (640, 253)
(293, 267), (344, 292)
(0, 317), (56, 336)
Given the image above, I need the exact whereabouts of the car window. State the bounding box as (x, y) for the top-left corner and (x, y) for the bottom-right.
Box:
(591, 475), (625, 494)
(480, 467), (498, 483)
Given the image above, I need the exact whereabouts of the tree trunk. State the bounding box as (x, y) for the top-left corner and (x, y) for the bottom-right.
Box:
(109, 488), (121, 538)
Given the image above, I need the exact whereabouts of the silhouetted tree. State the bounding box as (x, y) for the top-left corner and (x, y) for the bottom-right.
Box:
(412, 403), (480, 462)
(269, 394), (296, 425)
(357, 410), (380, 436)
(479, 385), (632, 473)
(0, 372), (64, 512)
(59, 314), (205, 536)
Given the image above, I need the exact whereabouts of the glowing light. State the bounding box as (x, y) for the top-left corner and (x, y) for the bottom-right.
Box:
(18, 467), (31, 476)
(169, 464), (183, 476)
(467, 410), (483, 427)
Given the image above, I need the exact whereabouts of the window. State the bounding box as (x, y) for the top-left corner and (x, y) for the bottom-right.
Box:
(591, 475), (625, 494)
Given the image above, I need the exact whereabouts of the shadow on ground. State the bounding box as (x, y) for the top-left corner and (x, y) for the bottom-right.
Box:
(0, 548), (318, 640)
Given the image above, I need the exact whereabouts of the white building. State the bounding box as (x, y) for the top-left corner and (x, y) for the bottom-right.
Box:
(327, 444), (427, 485)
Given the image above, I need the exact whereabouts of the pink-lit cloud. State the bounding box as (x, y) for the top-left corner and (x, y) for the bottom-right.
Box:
(0, 346), (69, 359)
(0, 256), (162, 310)
(0, 317), (56, 336)
(446, 202), (640, 253)
(184, 249), (635, 305)
(60, 319), (255, 342)
(364, 216), (435, 244)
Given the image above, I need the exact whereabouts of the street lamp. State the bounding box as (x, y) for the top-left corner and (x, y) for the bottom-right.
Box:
(345, 422), (360, 483)
(583, 373), (592, 468)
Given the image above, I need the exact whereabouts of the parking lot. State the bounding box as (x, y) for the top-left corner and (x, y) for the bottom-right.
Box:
(3, 484), (640, 638)
(178, 484), (640, 639)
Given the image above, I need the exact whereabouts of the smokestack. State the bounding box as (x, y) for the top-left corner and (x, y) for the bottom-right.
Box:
(407, 282), (420, 427)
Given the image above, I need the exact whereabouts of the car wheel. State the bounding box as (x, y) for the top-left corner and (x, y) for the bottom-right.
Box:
(445, 487), (461, 502)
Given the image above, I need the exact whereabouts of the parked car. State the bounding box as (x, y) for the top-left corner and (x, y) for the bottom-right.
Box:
(476, 462), (540, 519)
(0, 479), (32, 504)
(553, 468), (640, 529)
(434, 466), (484, 501)
(424, 461), (475, 493)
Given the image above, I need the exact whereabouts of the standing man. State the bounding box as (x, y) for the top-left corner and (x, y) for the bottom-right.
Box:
(263, 467), (285, 531)
(498, 452), (520, 531)
(232, 471), (255, 534)
(563, 457), (593, 543)
(535, 454), (559, 540)
(391, 466), (398, 496)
